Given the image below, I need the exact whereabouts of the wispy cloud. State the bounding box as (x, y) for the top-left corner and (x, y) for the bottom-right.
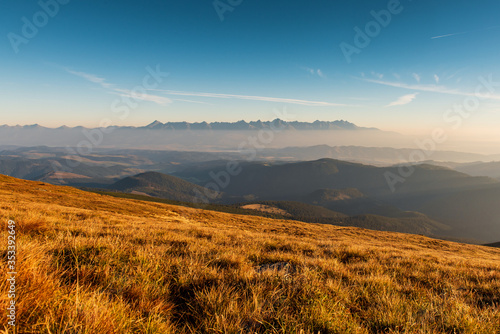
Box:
(302, 67), (326, 78)
(371, 71), (384, 80)
(386, 93), (418, 107)
(302, 67), (315, 75)
(412, 73), (421, 83)
(362, 78), (500, 101)
(112, 88), (172, 106)
(152, 90), (355, 107)
(431, 25), (500, 39)
(65, 69), (113, 89)
(316, 69), (326, 78)
(172, 98), (213, 105)
(65, 68), (171, 106)
(66, 67), (352, 107)
(434, 74), (440, 83)
(431, 32), (468, 40)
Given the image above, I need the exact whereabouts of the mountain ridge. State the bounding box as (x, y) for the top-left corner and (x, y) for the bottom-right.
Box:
(0, 119), (375, 131)
(108, 171), (220, 202)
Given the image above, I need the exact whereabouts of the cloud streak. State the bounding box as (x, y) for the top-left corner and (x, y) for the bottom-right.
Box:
(112, 88), (172, 106)
(386, 93), (418, 107)
(302, 67), (326, 78)
(65, 68), (171, 106)
(66, 68), (345, 107)
(65, 69), (113, 89)
(431, 32), (468, 40)
(152, 89), (355, 107)
(362, 78), (500, 101)
(431, 25), (500, 39)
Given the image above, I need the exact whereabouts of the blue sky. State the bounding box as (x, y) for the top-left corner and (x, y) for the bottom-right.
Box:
(2, 0), (500, 138)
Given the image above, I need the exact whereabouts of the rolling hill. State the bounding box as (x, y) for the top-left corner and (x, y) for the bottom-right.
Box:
(174, 158), (500, 242)
(239, 200), (449, 237)
(105, 172), (451, 237)
(2, 145), (499, 188)
(420, 185), (500, 241)
(175, 159), (497, 200)
(108, 171), (220, 202)
(0, 155), (144, 187)
(301, 188), (403, 216)
(2, 147), (499, 242)
(241, 200), (347, 220)
(455, 161), (500, 180)
(1, 174), (499, 333)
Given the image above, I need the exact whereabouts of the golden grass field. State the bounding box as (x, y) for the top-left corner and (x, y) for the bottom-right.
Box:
(1, 174), (499, 333)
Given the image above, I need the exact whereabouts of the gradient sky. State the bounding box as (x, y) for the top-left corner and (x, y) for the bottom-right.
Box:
(2, 0), (500, 140)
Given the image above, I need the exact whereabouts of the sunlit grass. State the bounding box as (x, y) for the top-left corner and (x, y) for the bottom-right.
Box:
(1, 174), (499, 333)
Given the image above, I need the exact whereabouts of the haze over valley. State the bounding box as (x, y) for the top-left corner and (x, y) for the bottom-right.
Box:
(2, 1), (500, 332)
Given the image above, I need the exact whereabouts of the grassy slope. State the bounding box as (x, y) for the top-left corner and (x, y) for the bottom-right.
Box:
(1, 174), (499, 333)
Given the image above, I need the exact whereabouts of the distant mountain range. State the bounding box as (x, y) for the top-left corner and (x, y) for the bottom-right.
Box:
(141, 119), (373, 131)
(0, 120), (396, 149)
(1, 119), (373, 131)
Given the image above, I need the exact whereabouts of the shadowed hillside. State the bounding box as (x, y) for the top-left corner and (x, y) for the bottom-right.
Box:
(174, 159), (500, 242)
(1, 174), (499, 333)
(239, 200), (450, 237)
(108, 171), (219, 202)
(420, 185), (500, 241)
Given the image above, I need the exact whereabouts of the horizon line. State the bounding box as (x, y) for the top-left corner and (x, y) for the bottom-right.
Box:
(0, 118), (368, 129)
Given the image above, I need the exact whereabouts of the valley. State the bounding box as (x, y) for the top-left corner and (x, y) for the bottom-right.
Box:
(2, 145), (500, 243)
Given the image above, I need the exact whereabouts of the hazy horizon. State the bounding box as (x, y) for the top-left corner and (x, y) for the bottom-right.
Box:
(3, 0), (500, 148)
(2, 127), (500, 156)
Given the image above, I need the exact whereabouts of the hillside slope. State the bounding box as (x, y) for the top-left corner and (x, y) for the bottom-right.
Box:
(456, 161), (500, 180)
(175, 159), (500, 241)
(239, 200), (449, 237)
(108, 171), (219, 202)
(175, 159), (498, 200)
(1, 175), (499, 333)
